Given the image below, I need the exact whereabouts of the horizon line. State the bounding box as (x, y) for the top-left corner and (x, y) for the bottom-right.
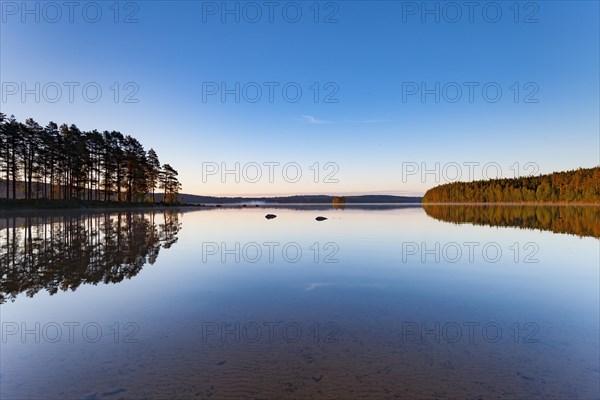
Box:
(179, 192), (425, 198)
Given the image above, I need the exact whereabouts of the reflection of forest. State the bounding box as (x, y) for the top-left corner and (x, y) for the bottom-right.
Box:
(0, 211), (181, 303)
(423, 205), (600, 239)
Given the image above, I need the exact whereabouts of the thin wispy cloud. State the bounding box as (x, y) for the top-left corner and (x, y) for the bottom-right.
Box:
(302, 115), (333, 124)
(304, 282), (334, 291)
(302, 116), (391, 125)
(304, 282), (395, 292)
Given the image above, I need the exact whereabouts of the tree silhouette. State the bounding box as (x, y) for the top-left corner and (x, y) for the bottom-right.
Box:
(160, 163), (182, 204)
(147, 148), (161, 203)
(0, 115), (181, 203)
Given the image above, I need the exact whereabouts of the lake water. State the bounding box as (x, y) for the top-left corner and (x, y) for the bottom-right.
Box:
(1, 205), (599, 399)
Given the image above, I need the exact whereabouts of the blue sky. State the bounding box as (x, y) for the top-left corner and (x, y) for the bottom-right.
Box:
(1, 1), (598, 196)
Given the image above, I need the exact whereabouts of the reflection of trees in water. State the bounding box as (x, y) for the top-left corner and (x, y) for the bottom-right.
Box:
(423, 205), (600, 239)
(0, 211), (181, 303)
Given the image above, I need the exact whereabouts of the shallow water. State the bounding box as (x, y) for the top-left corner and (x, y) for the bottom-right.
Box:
(1, 206), (599, 399)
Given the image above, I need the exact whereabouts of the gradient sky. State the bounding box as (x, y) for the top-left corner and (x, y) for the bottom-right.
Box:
(1, 1), (598, 196)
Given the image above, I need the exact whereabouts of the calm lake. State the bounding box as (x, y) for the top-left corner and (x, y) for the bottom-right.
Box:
(1, 205), (599, 399)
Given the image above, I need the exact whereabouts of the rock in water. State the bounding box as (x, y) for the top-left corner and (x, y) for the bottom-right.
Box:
(265, 214), (277, 219)
(315, 216), (327, 221)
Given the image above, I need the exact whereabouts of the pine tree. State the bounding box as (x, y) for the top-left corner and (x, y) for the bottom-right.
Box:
(147, 148), (160, 203)
(0, 115), (181, 203)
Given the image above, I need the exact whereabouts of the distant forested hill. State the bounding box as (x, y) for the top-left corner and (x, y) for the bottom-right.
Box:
(422, 167), (600, 204)
(162, 194), (422, 204)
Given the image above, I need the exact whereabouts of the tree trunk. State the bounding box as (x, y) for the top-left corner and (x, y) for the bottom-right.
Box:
(11, 152), (16, 199)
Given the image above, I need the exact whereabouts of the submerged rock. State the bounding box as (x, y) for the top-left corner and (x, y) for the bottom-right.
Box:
(265, 214), (277, 219)
(315, 216), (327, 221)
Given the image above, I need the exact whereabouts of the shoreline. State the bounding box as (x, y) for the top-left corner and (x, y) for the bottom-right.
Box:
(1, 198), (599, 214)
(421, 202), (600, 206)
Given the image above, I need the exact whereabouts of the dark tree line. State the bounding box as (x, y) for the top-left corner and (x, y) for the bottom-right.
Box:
(423, 167), (600, 204)
(0, 114), (182, 203)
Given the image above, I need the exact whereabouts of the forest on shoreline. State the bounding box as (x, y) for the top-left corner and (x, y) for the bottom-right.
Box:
(0, 114), (181, 204)
(423, 167), (600, 204)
